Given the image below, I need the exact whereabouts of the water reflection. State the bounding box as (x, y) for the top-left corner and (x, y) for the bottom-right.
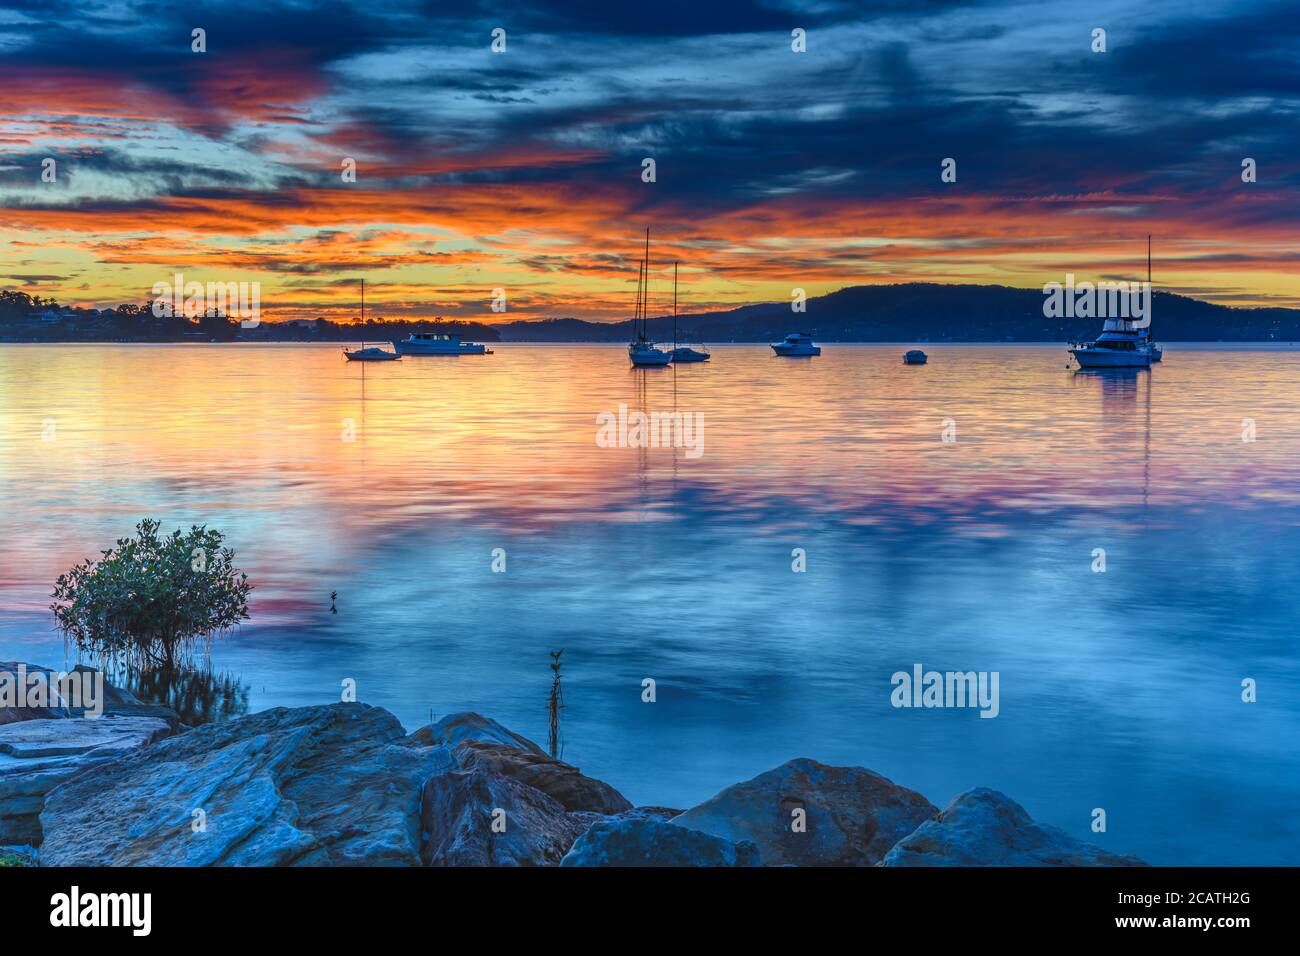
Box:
(1, 344), (1299, 864)
(104, 661), (251, 726)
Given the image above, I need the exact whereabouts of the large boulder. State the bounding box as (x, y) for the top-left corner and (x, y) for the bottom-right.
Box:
(409, 712), (546, 754)
(672, 757), (938, 866)
(0, 715), (173, 845)
(421, 767), (591, 866)
(409, 711), (632, 814)
(39, 703), (450, 866)
(562, 817), (760, 867)
(881, 788), (1148, 866)
(452, 742), (632, 814)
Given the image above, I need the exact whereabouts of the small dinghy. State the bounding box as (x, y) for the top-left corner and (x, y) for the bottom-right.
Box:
(904, 349), (927, 365)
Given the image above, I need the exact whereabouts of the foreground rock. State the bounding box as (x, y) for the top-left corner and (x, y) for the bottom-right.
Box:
(881, 788), (1148, 867)
(414, 712), (634, 864)
(673, 757), (939, 866)
(0, 716), (173, 845)
(40, 703), (447, 866)
(563, 817), (760, 867)
(422, 768), (592, 865)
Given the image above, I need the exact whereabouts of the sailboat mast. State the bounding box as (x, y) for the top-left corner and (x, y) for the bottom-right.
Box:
(361, 277), (365, 324)
(1147, 234), (1152, 285)
(643, 228), (651, 342)
(673, 261), (678, 350)
(636, 259), (645, 338)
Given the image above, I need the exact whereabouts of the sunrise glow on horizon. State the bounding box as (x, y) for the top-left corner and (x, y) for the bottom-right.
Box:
(3, 1), (1298, 323)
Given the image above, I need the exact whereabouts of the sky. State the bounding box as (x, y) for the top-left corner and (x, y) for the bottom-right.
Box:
(1, 0), (1298, 322)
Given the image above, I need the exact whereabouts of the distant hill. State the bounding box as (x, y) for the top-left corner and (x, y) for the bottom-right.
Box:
(497, 283), (1300, 343)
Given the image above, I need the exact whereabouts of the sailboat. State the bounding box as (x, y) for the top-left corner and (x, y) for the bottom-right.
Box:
(344, 278), (401, 361)
(628, 229), (673, 367)
(668, 262), (710, 363)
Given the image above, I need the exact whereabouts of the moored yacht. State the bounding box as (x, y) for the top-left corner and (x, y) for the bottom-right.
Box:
(628, 228), (673, 366)
(772, 332), (821, 356)
(667, 262), (710, 363)
(1070, 317), (1151, 368)
(344, 345), (400, 361)
(394, 332), (491, 355)
(1070, 235), (1159, 369)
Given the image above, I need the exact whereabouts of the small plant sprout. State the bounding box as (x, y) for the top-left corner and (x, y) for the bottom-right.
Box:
(548, 650), (564, 759)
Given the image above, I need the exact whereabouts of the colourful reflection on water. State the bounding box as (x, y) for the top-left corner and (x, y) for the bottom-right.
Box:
(1, 343), (1298, 864)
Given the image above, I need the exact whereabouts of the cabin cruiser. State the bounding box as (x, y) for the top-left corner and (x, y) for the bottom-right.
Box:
(772, 332), (821, 356)
(393, 332), (490, 355)
(1071, 235), (1161, 368)
(1069, 317), (1152, 368)
(904, 349), (928, 365)
(670, 346), (710, 363)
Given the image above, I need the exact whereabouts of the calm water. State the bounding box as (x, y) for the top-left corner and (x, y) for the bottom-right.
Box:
(1, 342), (1298, 865)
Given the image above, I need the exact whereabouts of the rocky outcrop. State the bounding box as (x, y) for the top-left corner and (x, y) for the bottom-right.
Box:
(452, 742), (632, 814)
(563, 817), (760, 867)
(880, 788), (1149, 867)
(39, 703), (449, 866)
(409, 712), (547, 754)
(15, 669), (1145, 868)
(422, 768), (592, 866)
(0, 716), (174, 845)
(672, 757), (939, 866)
(412, 711), (634, 863)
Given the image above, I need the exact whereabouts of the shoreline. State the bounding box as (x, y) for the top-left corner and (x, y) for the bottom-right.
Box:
(1, 661), (1147, 867)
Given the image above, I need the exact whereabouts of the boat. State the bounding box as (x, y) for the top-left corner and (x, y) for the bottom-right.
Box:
(1068, 236), (1158, 369)
(772, 332), (821, 356)
(667, 262), (710, 363)
(344, 345), (400, 361)
(627, 228), (673, 367)
(394, 332), (491, 355)
(1069, 319), (1152, 368)
(904, 349), (928, 365)
(342, 280), (400, 360)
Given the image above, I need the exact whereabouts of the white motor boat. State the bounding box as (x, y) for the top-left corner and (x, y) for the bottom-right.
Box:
(1070, 318), (1152, 368)
(1070, 235), (1160, 368)
(394, 332), (491, 355)
(772, 332), (821, 356)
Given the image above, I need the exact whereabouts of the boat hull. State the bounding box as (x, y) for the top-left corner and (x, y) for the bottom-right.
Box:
(671, 348), (710, 362)
(393, 342), (487, 355)
(1071, 347), (1150, 369)
(630, 352), (673, 366)
(772, 345), (820, 356)
(344, 348), (401, 362)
